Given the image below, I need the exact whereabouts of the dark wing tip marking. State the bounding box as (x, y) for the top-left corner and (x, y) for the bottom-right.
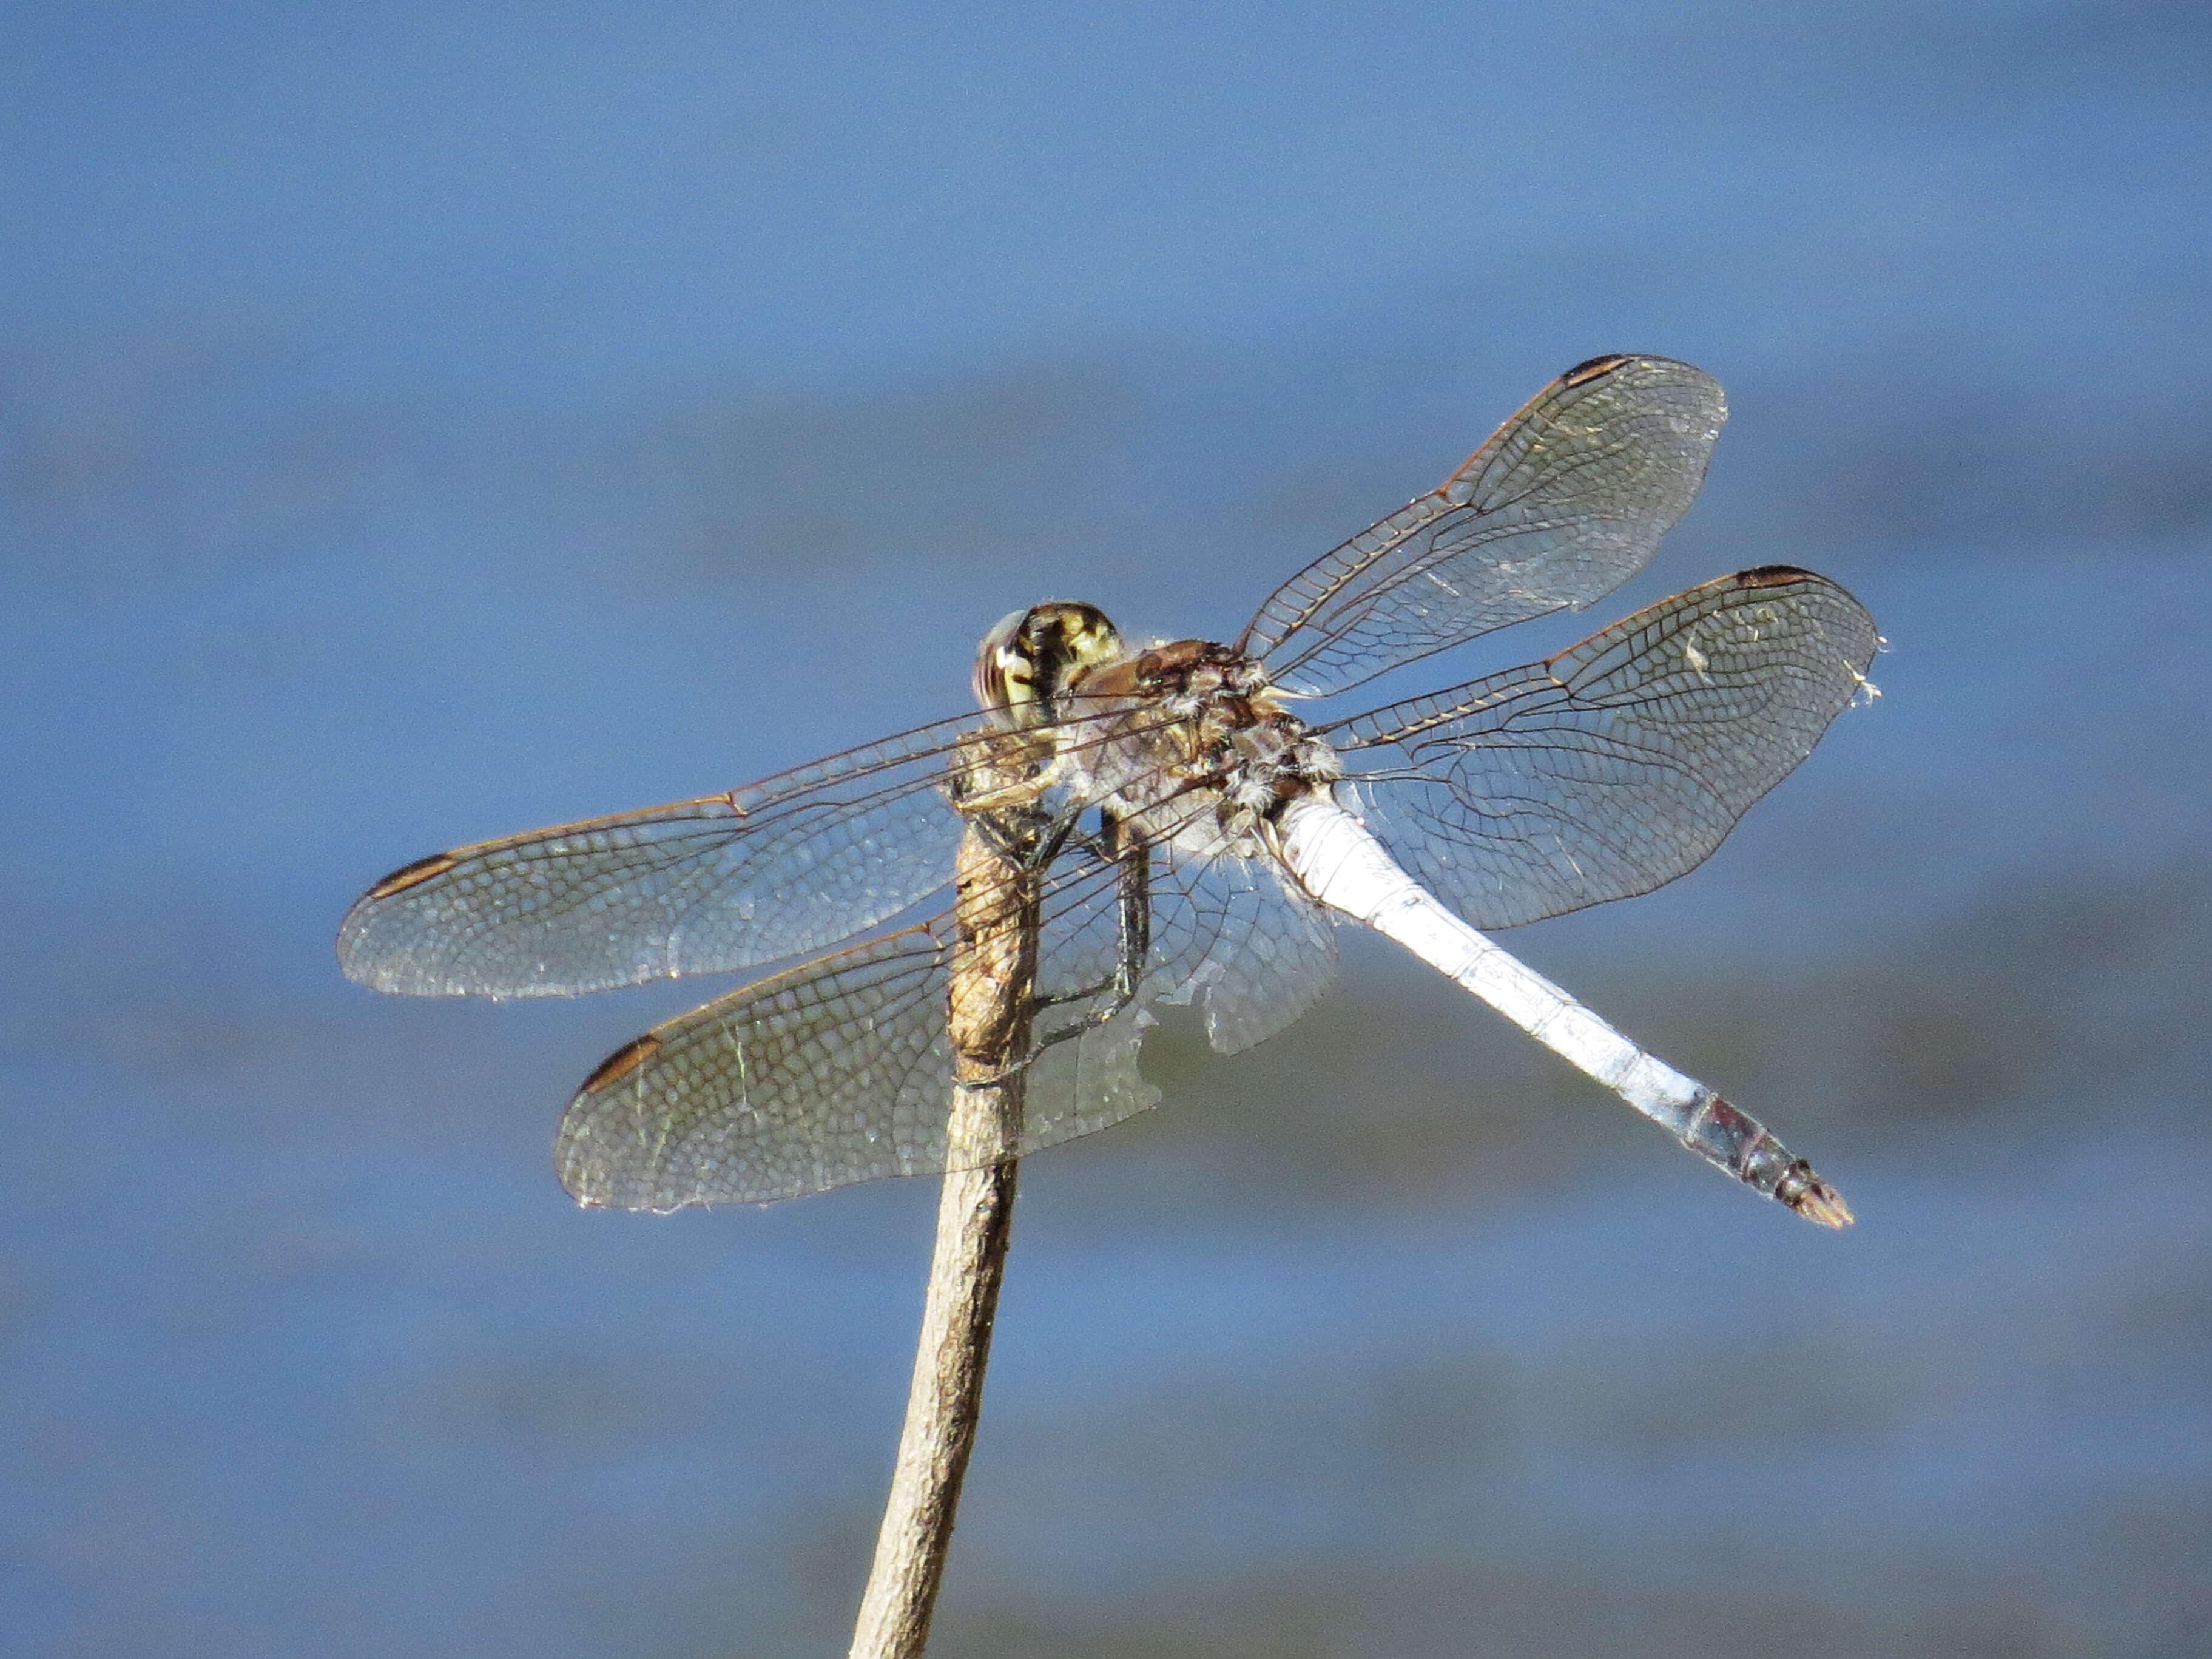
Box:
(362, 851), (459, 901)
(581, 1033), (662, 1093)
(1735, 565), (1818, 589)
(1560, 352), (1634, 387)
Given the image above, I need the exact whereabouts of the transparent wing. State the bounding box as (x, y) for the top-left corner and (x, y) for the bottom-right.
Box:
(336, 701), (1156, 998)
(1241, 354), (1726, 698)
(1324, 567), (1879, 929)
(554, 834), (1337, 1209)
(1141, 842), (1338, 1056)
(1012, 839), (1337, 1171)
(554, 923), (960, 1208)
(1022, 823), (1338, 1058)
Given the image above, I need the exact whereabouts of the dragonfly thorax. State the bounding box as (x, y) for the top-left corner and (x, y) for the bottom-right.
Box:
(967, 605), (1343, 857)
(1040, 631), (1345, 859)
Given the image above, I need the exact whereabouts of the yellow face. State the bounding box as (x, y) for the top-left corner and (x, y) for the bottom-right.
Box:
(971, 601), (1126, 720)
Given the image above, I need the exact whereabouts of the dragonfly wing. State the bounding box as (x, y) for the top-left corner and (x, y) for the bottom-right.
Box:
(1242, 355), (1726, 698)
(554, 823), (1346, 1209)
(551, 863), (1162, 1209)
(1145, 845), (1337, 1056)
(1016, 839), (1340, 1162)
(337, 708), (1009, 997)
(1324, 567), (1879, 928)
(555, 924), (958, 1209)
(1014, 862), (1166, 1160)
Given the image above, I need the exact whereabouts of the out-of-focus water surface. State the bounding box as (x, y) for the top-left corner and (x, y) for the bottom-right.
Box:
(5, 2), (2211, 1654)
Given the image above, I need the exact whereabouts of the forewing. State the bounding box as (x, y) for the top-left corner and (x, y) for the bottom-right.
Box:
(338, 709), (1014, 997)
(1242, 355), (1726, 698)
(1325, 567), (1878, 928)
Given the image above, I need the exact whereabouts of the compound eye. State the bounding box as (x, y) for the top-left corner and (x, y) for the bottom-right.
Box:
(971, 607), (1036, 712)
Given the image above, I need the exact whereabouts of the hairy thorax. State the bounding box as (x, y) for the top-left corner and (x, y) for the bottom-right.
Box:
(965, 601), (1344, 860)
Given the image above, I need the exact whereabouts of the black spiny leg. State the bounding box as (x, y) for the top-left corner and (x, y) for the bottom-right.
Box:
(1031, 811), (1152, 1052)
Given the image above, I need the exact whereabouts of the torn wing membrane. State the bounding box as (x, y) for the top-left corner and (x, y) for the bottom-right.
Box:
(334, 696), (1181, 999)
(1326, 568), (1880, 930)
(1241, 355), (1727, 700)
(553, 821), (1336, 1209)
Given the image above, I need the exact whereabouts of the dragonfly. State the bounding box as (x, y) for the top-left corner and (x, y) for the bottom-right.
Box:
(339, 354), (1878, 1225)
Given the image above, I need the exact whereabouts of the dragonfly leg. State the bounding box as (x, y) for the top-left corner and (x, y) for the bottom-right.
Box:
(1030, 815), (1152, 1052)
(960, 805), (1043, 867)
(964, 795), (1097, 873)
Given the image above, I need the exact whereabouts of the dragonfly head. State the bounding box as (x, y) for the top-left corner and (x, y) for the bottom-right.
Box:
(973, 602), (1126, 722)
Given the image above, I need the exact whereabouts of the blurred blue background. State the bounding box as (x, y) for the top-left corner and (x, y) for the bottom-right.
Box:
(5, 2), (2210, 1654)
